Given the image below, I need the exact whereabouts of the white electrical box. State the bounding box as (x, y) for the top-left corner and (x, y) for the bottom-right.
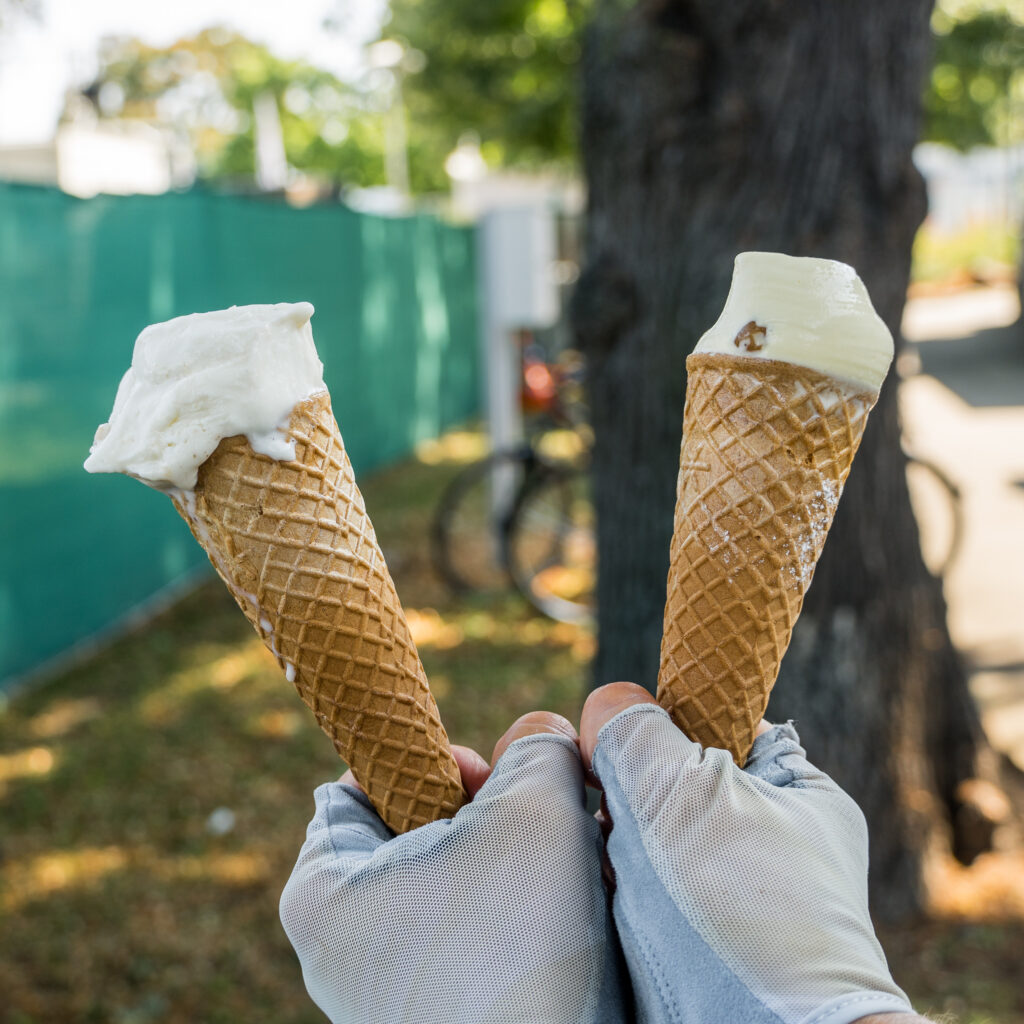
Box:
(478, 205), (558, 329)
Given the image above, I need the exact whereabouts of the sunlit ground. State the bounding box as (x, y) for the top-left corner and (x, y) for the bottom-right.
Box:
(0, 444), (596, 1024)
(902, 285), (1024, 776)
(2, 425), (1022, 1023)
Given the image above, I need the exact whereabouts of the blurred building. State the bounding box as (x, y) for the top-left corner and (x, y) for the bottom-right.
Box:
(915, 141), (1024, 233)
(0, 92), (195, 198)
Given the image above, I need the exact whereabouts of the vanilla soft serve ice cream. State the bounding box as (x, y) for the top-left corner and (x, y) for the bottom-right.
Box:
(84, 300), (465, 832)
(659, 251), (892, 765)
(84, 303), (326, 489)
(695, 252), (893, 392)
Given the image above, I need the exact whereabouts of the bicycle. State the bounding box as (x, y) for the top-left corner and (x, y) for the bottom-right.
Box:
(432, 359), (963, 624)
(430, 346), (596, 625)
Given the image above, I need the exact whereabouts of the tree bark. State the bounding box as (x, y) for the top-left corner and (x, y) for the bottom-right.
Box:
(573, 0), (992, 920)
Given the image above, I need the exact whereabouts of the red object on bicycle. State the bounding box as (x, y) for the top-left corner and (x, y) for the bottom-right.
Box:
(522, 354), (558, 413)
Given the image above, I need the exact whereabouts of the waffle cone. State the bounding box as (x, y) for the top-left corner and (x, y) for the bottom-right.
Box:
(169, 391), (463, 833)
(658, 352), (879, 764)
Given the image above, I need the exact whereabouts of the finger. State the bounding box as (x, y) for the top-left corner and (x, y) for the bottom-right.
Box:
(491, 711), (578, 767)
(755, 718), (773, 737)
(452, 744), (492, 799)
(345, 748), (489, 805)
(579, 682), (659, 773)
(467, 712), (589, 829)
(744, 721), (837, 790)
(583, 697), (708, 876)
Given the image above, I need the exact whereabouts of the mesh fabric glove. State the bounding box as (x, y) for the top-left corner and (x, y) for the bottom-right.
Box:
(592, 704), (914, 1024)
(280, 733), (624, 1024)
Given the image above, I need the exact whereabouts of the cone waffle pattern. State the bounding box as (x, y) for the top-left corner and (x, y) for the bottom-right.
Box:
(170, 392), (463, 833)
(658, 353), (878, 764)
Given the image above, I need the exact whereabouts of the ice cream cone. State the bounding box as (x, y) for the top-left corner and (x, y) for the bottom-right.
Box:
(170, 391), (464, 833)
(657, 352), (878, 764)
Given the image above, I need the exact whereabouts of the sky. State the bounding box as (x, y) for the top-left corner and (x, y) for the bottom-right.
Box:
(0, 0), (388, 144)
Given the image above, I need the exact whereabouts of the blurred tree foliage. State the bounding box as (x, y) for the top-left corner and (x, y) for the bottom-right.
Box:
(86, 28), (389, 189)
(382, 0), (590, 190)
(385, 0), (1024, 187)
(923, 0), (1024, 149)
(81, 0), (1023, 193)
(86, 1), (594, 194)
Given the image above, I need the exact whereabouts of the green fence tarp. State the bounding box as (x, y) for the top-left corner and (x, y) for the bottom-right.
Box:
(0, 183), (479, 690)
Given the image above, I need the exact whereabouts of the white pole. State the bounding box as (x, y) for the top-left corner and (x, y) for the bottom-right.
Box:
(477, 211), (524, 527)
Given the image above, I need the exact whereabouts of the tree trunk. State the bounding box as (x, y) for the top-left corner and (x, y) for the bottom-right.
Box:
(573, 0), (993, 920)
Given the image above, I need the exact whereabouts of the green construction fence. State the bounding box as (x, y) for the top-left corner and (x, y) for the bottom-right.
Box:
(0, 182), (480, 692)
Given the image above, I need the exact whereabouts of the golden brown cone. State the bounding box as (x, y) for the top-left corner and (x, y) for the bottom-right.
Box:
(169, 391), (464, 833)
(658, 352), (879, 764)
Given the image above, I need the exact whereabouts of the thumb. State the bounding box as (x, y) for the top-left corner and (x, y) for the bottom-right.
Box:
(581, 683), (712, 834)
(465, 712), (589, 828)
(492, 711), (579, 768)
(579, 682), (661, 773)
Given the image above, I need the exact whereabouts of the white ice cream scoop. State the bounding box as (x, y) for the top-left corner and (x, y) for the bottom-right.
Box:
(694, 252), (894, 392)
(84, 302), (326, 490)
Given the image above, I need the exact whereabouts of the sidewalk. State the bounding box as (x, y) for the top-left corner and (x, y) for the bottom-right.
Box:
(901, 285), (1024, 769)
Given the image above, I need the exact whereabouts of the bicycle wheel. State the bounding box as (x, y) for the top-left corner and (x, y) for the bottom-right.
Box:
(431, 448), (539, 594)
(905, 454), (963, 576)
(507, 460), (595, 624)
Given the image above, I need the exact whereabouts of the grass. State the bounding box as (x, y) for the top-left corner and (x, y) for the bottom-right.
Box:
(1, 433), (1022, 1023)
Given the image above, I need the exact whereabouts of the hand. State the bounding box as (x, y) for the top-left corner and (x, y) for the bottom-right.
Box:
(580, 683), (916, 1024)
(280, 712), (625, 1024)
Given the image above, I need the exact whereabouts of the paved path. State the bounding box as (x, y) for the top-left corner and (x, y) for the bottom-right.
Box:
(901, 285), (1024, 768)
